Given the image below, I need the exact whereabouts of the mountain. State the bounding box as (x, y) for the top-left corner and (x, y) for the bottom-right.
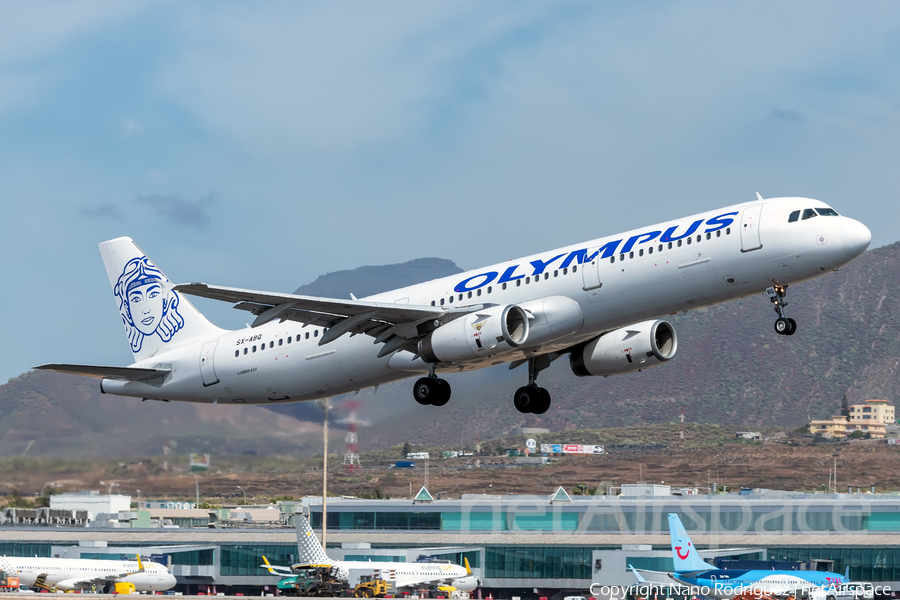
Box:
(3, 243), (900, 457)
(293, 257), (462, 298)
(359, 241), (900, 449)
(0, 370), (324, 457)
(0, 257), (465, 457)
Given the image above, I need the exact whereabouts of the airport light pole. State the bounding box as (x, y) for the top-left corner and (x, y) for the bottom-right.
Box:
(317, 398), (331, 549)
(236, 485), (247, 505)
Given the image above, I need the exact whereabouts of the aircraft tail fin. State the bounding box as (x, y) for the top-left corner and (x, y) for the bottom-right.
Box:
(294, 513), (334, 566)
(99, 237), (224, 362)
(668, 513), (711, 573)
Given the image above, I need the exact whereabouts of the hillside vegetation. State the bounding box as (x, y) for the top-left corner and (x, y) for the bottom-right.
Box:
(2, 242), (899, 456)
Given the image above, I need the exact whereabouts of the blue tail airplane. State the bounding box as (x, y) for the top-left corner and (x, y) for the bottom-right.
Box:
(667, 513), (845, 599)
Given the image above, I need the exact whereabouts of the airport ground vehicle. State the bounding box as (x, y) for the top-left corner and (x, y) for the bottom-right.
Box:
(276, 565), (347, 597)
(354, 575), (390, 598)
(0, 570), (20, 592)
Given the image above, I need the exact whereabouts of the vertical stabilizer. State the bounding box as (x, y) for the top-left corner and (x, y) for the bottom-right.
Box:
(668, 513), (711, 573)
(99, 237), (224, 362)
(295, 513), (333, 566)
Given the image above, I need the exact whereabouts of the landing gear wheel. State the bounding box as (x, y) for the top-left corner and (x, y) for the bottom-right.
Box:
(774, 317), (790, 335)
(413, 377), (451, 406)
(432, 379), (452, 406)
(514, 386), (539, 413)
(785, 317), (797, 336)
(532, 387), (552, 415)
(413, 377), (438, 405)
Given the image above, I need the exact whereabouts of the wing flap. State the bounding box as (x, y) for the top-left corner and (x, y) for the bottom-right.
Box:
(34, 364), (171, 381)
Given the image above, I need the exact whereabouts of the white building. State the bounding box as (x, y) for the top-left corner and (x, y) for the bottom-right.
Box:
(50, 491), (131, 521)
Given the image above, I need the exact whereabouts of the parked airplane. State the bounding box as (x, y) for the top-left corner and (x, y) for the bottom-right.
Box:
(261, 514), (479, 591)
(37, 196), (870, 413)
(667, 513), (844, 598)
(0, 554), (176, 592)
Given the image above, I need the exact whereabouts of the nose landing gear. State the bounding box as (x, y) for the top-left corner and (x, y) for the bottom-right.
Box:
(513, 355), (552, 414)
(767, 285), (797, 336)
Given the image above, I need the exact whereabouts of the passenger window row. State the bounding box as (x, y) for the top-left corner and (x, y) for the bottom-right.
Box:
(233, 328), (326, 358)
(788, 207), (839, 222)
(610, 227), (732, 263)
(430, 265), (582, 306)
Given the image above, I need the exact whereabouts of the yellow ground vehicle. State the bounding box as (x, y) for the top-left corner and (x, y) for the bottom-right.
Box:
(113, 582), (136, 594)
(354, 575), (390, 598)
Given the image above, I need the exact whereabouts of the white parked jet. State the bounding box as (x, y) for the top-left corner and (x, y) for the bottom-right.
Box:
(0, 554), (176, 592)
(262, 514), (479, 591)
(38, 196), (871, 413)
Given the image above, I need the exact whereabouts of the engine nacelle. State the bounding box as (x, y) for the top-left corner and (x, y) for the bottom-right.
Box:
(570, 319), (677, 377)
(418, 304), (529, 363)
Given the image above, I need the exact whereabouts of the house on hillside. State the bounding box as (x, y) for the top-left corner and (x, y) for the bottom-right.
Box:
(809, 415), (850, 438)
(850, 399), (895, 425)
(809, 399), (894, 439)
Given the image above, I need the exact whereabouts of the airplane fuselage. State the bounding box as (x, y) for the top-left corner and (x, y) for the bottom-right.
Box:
(0, 556), (176, 592)
(672, 570), (844, 600)
(96, 196), (870, 404)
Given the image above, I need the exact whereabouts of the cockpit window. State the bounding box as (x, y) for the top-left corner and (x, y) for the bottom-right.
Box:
(788, 210), (800, 223)
(801, 208), (818, 220)
(816, 208), (839, 216)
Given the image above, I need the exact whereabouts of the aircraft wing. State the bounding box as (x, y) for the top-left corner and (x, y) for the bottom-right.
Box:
(175, 283), (483, 355)
(33, 364), (171, 381)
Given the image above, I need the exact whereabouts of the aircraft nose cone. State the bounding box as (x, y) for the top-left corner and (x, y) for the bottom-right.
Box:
(841, 218), (872, 258)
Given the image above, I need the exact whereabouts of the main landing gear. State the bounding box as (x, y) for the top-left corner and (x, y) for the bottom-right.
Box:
(767, 285), (797, 336)
(513, 356), (552, 415)
(412, 365), (451, 406)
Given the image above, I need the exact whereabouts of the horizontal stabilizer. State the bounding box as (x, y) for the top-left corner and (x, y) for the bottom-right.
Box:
(34, 364), (171, 381)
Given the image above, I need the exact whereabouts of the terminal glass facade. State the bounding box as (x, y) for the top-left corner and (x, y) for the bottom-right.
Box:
(309, 506), (870, 533)
(170, 549), (215, 566)
(768, 547), (900, 582)
(484, 546), (592, 579)
(0, 542), (51, 557)
(221, 544), (296, 576)
(311, 511), (440, 530)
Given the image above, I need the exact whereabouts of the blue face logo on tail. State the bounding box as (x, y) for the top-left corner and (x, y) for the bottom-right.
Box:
(114, 256), (184, 353)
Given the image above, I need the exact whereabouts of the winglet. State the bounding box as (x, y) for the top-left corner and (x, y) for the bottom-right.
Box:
(628, 564), (646, 583)
(136, 554), (144, 572)
(262, 556), (276, 575)
(464, 557), (471, 576)
(756, 192), (764, 201)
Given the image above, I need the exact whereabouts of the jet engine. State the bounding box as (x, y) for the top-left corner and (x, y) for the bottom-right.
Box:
(418, 304), (529, 363)
(570, 319), (677, 377)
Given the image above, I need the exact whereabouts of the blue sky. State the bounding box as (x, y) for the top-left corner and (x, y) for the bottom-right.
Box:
(1, 1), (899, 380)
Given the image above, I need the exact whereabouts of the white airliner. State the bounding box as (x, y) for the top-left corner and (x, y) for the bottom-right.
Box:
(0, 554), (176, 592)
(37, 195), (871, 413)
(262, 514), (479, 591)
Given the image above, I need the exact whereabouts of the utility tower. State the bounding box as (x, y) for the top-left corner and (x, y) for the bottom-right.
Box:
(339, 401), (368, 472)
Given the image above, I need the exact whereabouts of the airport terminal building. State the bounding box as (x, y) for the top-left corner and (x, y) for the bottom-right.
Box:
(5, 487), (900, 597)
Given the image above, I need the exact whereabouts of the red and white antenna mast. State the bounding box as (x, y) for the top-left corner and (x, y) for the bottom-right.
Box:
(339, 401), (368, 472)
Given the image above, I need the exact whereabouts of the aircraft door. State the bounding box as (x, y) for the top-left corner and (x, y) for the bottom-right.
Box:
(581, 248), (602, 292)
(199, 341), (220, 387)
(740, 204), (763, 252)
